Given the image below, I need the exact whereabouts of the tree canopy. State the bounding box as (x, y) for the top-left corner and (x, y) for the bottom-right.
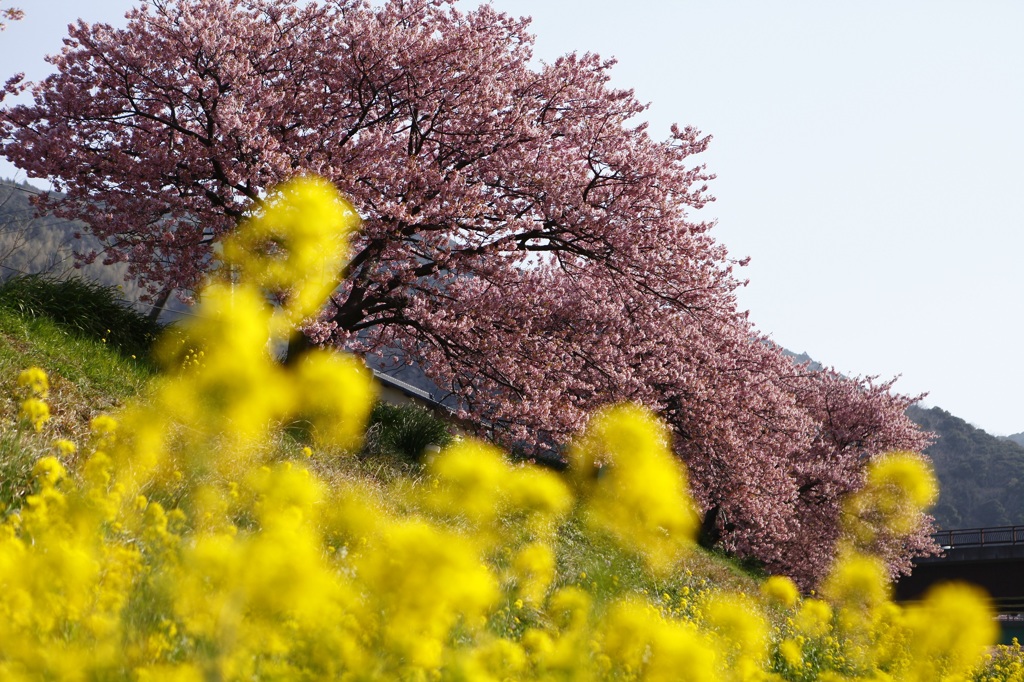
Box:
(0, 0), (933, 586)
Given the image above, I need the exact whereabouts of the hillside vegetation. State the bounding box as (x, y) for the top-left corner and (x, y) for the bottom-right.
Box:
(0, 180), (148, 298)
(0, 179), (195, 322)
(907, 404), (1024, 528)
(0, 273), (156, 517)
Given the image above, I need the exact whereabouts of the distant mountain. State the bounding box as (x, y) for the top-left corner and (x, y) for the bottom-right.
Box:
(906, 404), (1024, 529)
(1005, 433), (1024, 448)
(0, 179), (138, 291)
(0, 179), (184, 321)
(780, 349), (824, 372)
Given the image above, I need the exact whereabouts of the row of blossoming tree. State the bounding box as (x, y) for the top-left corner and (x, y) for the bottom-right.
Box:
(0, 0), (933, 587)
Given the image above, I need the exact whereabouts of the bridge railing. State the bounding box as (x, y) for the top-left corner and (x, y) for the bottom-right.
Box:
(932, 525), (1024, 549)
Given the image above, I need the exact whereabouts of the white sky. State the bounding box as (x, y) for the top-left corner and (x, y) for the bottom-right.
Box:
(2, 1), (1022, 435)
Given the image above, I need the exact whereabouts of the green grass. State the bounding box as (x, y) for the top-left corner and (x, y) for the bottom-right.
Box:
(0, 428), (38, 512)
(552, 516), (762, 603)
(0, 278), (159, 510)
(0, 302), (153, 381)
(0, 308), (155, 419)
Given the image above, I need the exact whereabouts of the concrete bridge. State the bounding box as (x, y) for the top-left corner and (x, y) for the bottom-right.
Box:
(896, 525), (1024, 612)
(895, 525), (1024, 643)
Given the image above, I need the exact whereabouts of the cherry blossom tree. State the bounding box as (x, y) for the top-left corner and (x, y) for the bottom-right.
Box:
(0, 0), (934, 585)
(772, 370), (935, 586)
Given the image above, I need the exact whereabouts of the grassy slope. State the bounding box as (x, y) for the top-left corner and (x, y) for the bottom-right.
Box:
(0, 299), (155, 430)
(0, 287), (761, 599)
(0, 303), (156, 509)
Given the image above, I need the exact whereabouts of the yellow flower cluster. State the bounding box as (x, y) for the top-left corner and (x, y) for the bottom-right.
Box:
(569, 403), (699, 574)
(844, 451), (939, 542)
(219, 175), (359, 337)
(978, 639), (1024, 682)
(16, 365), (50, 432)
(0, 176), (1018, 681)
(16, 366), (48, 396)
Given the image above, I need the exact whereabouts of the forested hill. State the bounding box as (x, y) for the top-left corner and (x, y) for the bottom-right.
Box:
(0, 179), (126, 283)
(906, 404), (1024, 529)
(0, 179), (152, 307)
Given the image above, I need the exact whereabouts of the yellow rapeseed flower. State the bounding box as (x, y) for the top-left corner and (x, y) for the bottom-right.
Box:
(32, 456), (66, 487)
(90, 414), (118, 437)
(700, 591), (770, 676)
(845, 451), (939, 542)
(17, 366), (48, 397)
(53, 439), (77, 457)
(569, 404), (698, 574)
(867, 451), (938, 510)
(291, 350), (376, 451)
(511, 541), (556, 605)
(822, 551), (890, 608)
(761, 575), (800, 609)
(795, 598), (833, 638)
(220, 176), (360, 336)
(779, 638), (803, 668)
(901, 582), (997, 681)
(19, 397), (50, 432)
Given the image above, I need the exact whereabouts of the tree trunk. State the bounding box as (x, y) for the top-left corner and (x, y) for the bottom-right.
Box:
(284, 331), (313, 366)
(147, 286), (174, 323)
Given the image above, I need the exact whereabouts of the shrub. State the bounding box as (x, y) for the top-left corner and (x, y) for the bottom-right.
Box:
(0, 274), (160, 360)
(364, 401), (453, 463)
